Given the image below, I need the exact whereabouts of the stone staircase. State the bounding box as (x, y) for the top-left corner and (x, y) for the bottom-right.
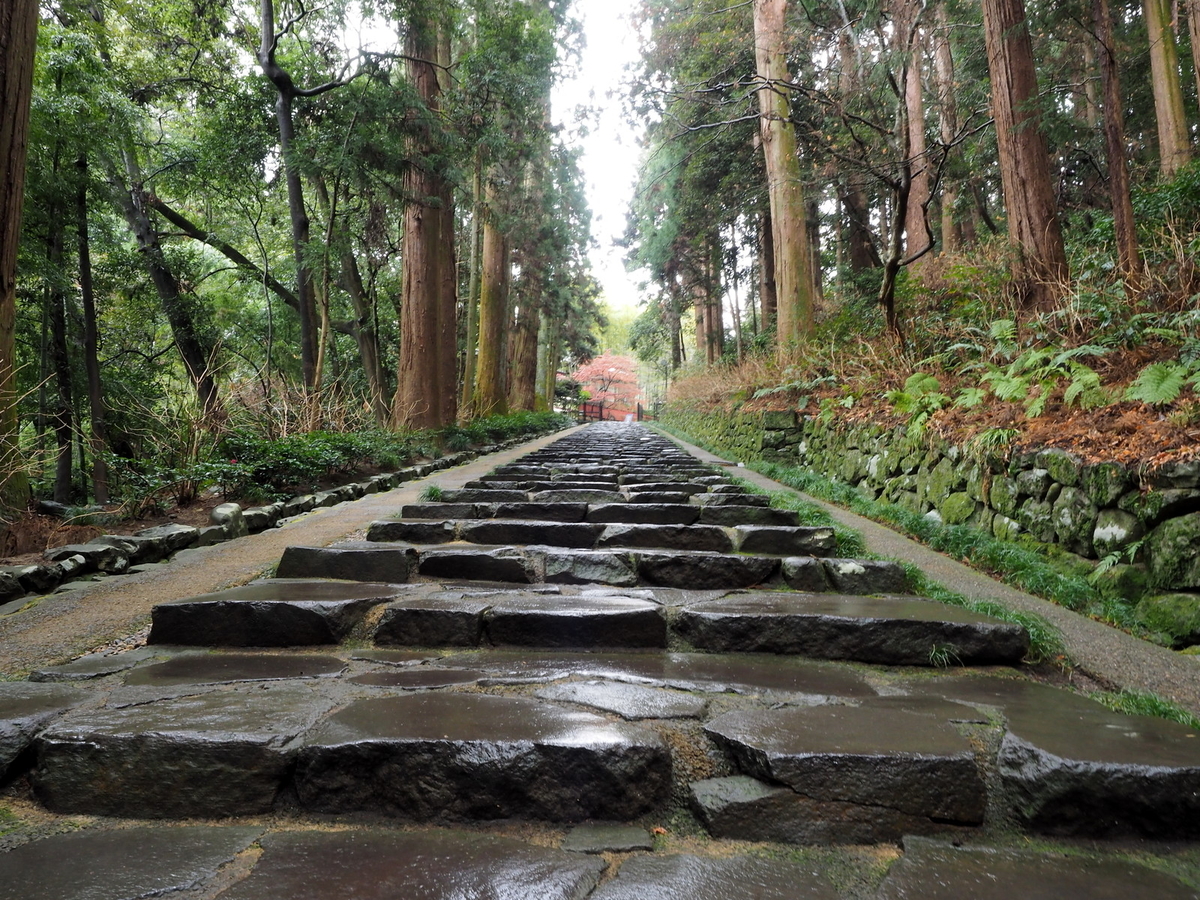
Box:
(4, 422), (1200, 899)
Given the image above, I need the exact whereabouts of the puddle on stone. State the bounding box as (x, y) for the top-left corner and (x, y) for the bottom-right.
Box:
(536, 679), (708, 719)
(124, 653), (346, 686)
(591, 853), (840, 900)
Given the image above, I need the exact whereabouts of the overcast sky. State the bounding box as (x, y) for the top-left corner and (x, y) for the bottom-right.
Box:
(551, 0), (646, 313)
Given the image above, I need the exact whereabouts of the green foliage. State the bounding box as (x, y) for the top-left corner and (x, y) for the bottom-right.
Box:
(885, 373), (949, 437)
(979, 342), (1109, 418)
(1089, 689), (1200, 730)
(419, 484), (444, 502)
(1125, 361), (1200, 406)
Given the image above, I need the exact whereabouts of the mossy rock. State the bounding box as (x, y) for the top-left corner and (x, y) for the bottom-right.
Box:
(1135, 593), (1200, 648)
(1082, 461), (1131, 507)
(1037, 447), (1083, 486)
(1092, 564), (1150, 604)
(1091, 509), (1145, 559)
(1146, 513), (1200, 591)
(938, 492), (978, 526)
(989, 476), (1020, 518)
(992, 514), (1022, 541)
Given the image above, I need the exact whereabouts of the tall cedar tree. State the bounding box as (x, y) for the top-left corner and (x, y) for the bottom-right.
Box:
(981, 0), (1068, 309)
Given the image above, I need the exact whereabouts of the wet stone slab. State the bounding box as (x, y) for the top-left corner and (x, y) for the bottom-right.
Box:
(295, 693), (671, 821)
(347, 668), (484, 689)
(734, 525), (837, 556)
(536, 679), (708, 719)
(698, 506), (801, 527)
(899, 675), (1200, 837)
(705, 702), (986, 824)
(585, 503), (701, 525)
(0, 683), (90, 780)
(689, 774), (973, 845)
(875, 837), (1200, 900)
(350, 648), (444, 666)
(416, 548), (538, 583)
(485, 502), (590, 522)
(590, 853), (841, 900)
(275, 544), (416, 582)
(28, 646), (171, 682)
(217, 829), (605, 900)
(400, 503), (478, 519)
(460, 519), (601, 548)
(541, 549), (640, 587)
(487, 594), (667, 648)
(445, 650), (874, 699)
(365, 520), (458, 543)
(374, 595), (491, 647)
(150, 581), (402, 647)
(676, 592), (1030, 665)
(560, 823), (653, 853)
(597, 523), (733, 553)
(636, 552), (779, 590)
(123, 652), (346, 686)
(0, 825), (263, 900)
(35, 683), (332, 817)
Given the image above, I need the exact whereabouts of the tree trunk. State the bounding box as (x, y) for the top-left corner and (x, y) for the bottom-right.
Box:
(47, 206), (74, 504)
(473, 189), (510, 418)
(981, 0), (1069, 309)
(434, 26), (458, 427)
(112, 151), (222, 418)
(753, 0), (814, 350)
(393, 11), (456, 430)
(933, 1), (962, 252)
(460, 157), (484, 417)
(1144, 0), (1191, 177)
(507, 298), (539, 410)
(77, 159), (107, 503)
(899, 5), (931, 260)
(258, 0), (319, 391)
(0, 0), (37, 519)
(1188, 0), (1200, 117)
(1095, 0), (1141, 285)
(758, 210), (778, 328)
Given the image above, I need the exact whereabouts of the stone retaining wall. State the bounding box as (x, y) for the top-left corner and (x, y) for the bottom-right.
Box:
(662, 405), (1200, 597)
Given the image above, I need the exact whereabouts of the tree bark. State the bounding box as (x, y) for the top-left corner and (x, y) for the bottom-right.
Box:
(981, 0), (1069, 309)
(393, 9), (457, 429)
(758, 210), (778, 328)
(0, 0), (37, 518)
(932, 1), (962, 252)
(507, 297), (539, 410)
(47, 200), (74, 504)
(1188, 0), (1200, 119)
(473, 182), (510, 418)
(77, 159), (107, 503)
(753, 0), (814, 351)
(898, 3), (931, 260)
(258, 0), (321, 392)
(1144, 0), (1191, 177)
(1094, 0), (1141, 285)
(460, 156), (484, 417)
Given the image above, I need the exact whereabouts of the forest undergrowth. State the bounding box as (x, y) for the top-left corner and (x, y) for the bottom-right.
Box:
(669, 165), (1200, 472)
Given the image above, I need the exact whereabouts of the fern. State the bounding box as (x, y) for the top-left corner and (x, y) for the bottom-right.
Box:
(954, 387), (987, 408)
(1125, 361), (1190, 406)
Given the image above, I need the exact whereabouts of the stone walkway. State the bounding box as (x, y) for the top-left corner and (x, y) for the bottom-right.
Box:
(3, 423), (1200, 899)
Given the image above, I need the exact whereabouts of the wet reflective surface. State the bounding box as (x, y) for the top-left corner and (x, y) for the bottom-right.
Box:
(216, 829), (605, 900)
(124, 653), (345, 686)
(0, 825), (262, 900)
(535, 679), (708, 719)
(347, 668), (483, 688)
(876, 837), (1199, 899)
(591, 853), (840, 900)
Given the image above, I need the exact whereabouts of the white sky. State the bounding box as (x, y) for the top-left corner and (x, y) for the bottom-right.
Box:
(551, 0), (647, 314)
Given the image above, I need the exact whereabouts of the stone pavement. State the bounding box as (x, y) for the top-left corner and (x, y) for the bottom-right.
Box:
(3, 422), (1200, 899)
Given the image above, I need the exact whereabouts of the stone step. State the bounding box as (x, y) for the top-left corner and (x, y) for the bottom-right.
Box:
(293, 693), (671, 820)
(675, 592), (1030, 665)
(368, 518), (838, 559)
(698, 699), (988, 843)
(148, 581), (405, 647)
(375, 590), (667, 649)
